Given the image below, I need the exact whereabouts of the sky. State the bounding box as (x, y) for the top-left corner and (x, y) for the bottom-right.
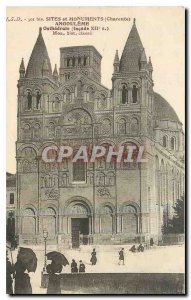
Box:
(6, 7), (185, 173)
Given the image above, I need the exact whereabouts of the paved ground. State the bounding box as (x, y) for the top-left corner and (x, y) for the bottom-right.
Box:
(8, 244), (185, 294)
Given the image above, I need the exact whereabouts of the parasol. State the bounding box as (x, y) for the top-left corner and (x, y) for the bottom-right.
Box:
(17, 247), (37, 272)
(46, 251), (69, 266)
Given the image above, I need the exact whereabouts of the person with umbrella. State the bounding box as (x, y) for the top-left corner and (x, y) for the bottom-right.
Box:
(46, 251), (69, 294)
(14, 247), (37, 294)
(90, 248), (97, 266)
(71, 259), (78, 273)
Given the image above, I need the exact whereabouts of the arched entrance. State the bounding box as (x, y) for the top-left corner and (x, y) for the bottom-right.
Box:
(67, 201), (92, 248)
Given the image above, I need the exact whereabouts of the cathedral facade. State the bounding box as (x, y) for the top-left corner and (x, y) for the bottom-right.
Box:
(16, 20), (184, 247)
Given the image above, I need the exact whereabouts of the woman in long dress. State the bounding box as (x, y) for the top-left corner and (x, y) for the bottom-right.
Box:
(46, 261), (62, 294)
(14, 260), (32, 294)
(90, 248), (97, 265)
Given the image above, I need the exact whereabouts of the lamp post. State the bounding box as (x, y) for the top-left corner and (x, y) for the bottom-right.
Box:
(43, 229), (48, 272)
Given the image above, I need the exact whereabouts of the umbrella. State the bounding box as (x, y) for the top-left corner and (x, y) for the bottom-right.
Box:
(17, 247), (37, 272)
(46, 251), (69, 266)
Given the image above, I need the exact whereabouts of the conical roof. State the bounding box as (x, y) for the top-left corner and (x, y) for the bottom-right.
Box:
(120, 19), (144, 72)
(25, 27), (52, 79)
(113, 50), (119, 64)
(19, 58), (25, 73)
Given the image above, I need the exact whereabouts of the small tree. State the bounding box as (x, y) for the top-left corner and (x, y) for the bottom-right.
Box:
(162, 195), (184, 234)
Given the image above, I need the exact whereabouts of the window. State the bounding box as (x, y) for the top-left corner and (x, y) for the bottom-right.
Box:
(10, 193), (14, 204)
(122, 85), (128, 104)
(27, 91), (32, 110)
(36, 91), (41, 109)
(73, 162), (86, 182)
(171, 137), (176, 150)
(132, 85), (138, 103)
(163, 136), (167, 148)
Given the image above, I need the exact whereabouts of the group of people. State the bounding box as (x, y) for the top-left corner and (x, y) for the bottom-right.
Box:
(118, 244), (146, 265)
(6, 248), (98, 294)
(129, 243), (145, 253)
(71, 248), (97, 273)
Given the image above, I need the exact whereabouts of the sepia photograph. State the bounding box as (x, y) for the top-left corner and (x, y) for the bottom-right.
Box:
(6, 6), (185, 295)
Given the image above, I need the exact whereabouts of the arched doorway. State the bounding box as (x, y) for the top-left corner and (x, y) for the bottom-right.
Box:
(67, 201), (92, 248)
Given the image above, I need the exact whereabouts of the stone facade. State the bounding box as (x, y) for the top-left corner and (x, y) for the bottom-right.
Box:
(15, 21), (184, 247)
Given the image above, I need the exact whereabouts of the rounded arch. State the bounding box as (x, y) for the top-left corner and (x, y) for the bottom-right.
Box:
(171, 136), (176, 150)
(120, 201), (140, 214)
(17, 143), (38, 157)
(118, 139), (141, 148)
(99, 202), (115, 214)
(163, 135), (168, 148)
(64, 196), (93, 215)
(21, 204), (37, 216)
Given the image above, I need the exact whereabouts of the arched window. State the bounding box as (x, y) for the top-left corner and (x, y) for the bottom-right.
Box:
(65, 89), (71, 102)
(122, 85), (128, 104)
(27, 91), (32, 110)
(72, 56), (75, 66)
(171, 137), (176, 150)
(54, 97), (60, 111)
(100, 94), (107, 109)
(77, 80), (83, 97)
(78, 56), (81, 65)
(48, 122), (55, 138)
(102, 119), (111, 134)
(33, 123), (41, 139)
(10, 193), (14, 204)
(163, 136), (167, 148)
(23, 124), (31, 139)
(84, 55), (87, 66)
(67, 58), (70, 67)
(88, 87), (94, 101)
(35, 90), (41, 109)
(131, 118), (139, 133)
(118, 118), (126, 134)
(132, 85), (138, 103)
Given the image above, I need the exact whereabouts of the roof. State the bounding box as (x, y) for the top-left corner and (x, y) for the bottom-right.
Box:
(25, 27), (52, 80)
(120, 20), (144, 72)
(6, 173), (16, 187)
(154, 92), (180, 123)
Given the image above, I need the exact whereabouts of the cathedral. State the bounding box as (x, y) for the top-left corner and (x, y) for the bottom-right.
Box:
(16, 19), (184, 247)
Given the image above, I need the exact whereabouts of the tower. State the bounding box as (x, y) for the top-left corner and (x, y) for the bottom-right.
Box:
(112, 18), (154, 137)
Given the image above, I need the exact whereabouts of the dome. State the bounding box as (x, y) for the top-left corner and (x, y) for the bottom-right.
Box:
(154, 92), (180, 123)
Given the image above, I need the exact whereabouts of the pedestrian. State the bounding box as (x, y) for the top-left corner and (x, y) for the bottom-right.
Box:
(6, 251), (13, 294)
(14, 259), (32, 294)
(150, 238), (154, 247)
(71, 259), (78, 273)
(129, 245), (136, 253)
(137, 243), (144, 252)
(79, 260), (85, 273)
(118, 248), (125, 265)
(90, 248), (97, 265)
(46, 261), (62, 294)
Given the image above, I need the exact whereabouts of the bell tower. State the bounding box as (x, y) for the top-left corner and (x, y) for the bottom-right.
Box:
(112, 19), (154, 136)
